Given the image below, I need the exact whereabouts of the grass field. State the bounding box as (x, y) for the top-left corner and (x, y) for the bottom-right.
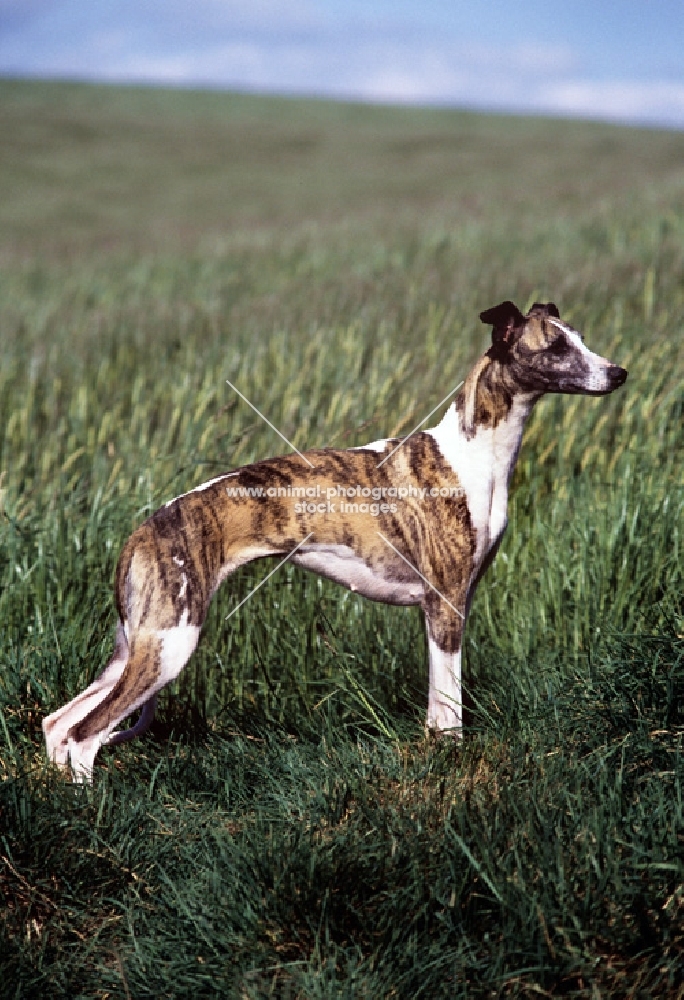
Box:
(0, 79), (683, 998)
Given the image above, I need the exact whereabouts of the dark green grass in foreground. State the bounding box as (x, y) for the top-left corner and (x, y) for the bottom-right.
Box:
(1, 81), (683, 997)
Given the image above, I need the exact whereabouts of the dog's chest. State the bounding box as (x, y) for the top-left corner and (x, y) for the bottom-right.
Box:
(426, 408), (522, 565)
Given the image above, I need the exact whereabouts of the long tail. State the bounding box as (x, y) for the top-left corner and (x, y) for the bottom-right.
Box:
(104, 693), (158, 746)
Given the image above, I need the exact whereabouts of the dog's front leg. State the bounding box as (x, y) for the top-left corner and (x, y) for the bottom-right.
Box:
(423, 593), (466, 735)
(426, 641), (463, 733)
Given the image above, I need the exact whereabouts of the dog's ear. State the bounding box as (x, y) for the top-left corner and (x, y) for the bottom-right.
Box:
(480, 301), (524, 329)
(529, 301), (560, 318)
(480, 301), (525, 354)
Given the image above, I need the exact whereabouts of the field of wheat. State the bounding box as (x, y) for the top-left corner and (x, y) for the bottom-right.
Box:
(0, 80), (683, 998)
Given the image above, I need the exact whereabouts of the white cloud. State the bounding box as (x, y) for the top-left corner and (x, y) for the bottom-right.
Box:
(107, 42), (277, 87)
(32, 32), (581, 106)
(346, 42), (579, 108)
(1, 1), (684, 127)
(540, 80), (684, 125)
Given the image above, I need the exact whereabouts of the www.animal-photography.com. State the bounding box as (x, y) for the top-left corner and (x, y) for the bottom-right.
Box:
(1, 4), (683, 997)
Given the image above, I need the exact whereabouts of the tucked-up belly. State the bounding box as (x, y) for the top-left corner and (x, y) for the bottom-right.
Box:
(292, 544), (424, 606)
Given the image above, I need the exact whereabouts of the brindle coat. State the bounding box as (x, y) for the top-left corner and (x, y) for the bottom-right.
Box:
(43, 301), (627, 781)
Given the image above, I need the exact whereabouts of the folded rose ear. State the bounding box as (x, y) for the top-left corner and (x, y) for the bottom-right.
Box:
(529, 302), (560, 318)
(480, 300), (525, 353)
(479, 301), (524, 328)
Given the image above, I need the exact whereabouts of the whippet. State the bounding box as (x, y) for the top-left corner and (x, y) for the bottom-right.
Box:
(43, 301), (627, 781)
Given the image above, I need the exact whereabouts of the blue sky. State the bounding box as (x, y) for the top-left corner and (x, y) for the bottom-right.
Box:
(2, 0), (684, 126)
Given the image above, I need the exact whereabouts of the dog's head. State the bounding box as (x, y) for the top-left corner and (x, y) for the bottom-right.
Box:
(480, 300), (628, 396)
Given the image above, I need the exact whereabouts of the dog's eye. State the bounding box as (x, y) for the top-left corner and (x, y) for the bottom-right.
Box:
(548, 338), (570, 356)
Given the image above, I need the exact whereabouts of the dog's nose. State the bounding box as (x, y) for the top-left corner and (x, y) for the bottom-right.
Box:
(607, 365), (628, 389)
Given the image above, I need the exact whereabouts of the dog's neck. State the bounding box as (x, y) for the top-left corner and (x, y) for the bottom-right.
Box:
(426, 355), (542, 561)
(457, 353), (541, 442)
(429, 354), (541, 500)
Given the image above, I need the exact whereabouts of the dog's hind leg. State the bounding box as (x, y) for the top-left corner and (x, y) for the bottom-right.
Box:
(66, 618), (200, 782)
(43, 620), (129, 769)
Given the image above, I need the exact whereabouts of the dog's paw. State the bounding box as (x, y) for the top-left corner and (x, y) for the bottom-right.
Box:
(44, 734), (70, 770)
(67, 735), (101, 785)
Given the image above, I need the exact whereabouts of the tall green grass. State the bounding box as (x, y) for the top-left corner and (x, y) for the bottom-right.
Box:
(1, 80), (683, 997)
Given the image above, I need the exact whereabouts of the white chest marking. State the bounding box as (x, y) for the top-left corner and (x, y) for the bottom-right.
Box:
(426, 408), (495, 564)
(426, 400), (531, 566)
